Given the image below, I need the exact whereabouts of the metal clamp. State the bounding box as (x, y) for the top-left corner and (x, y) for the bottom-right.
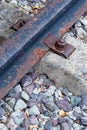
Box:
(42, 34), (76, 59)
(10, 19), (28, 31)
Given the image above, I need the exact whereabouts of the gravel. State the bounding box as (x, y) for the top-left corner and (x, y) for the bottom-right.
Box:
(0, 1), (87, 130)
(0, 67), (87, 129)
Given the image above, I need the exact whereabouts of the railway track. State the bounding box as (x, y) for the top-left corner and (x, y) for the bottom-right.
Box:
(0, 0), (87, 99)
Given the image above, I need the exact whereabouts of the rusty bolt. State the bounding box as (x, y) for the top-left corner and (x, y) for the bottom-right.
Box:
(55, 39), (66, 49)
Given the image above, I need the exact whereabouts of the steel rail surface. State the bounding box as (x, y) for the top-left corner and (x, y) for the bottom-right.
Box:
(0, 0), (87, 98)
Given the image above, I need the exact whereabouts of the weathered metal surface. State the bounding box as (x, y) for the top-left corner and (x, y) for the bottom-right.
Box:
(0, 48), (46, 98)
(0, 0), (87, 98)
(43, 34), (76, 58)
(10, 19), (28, 31)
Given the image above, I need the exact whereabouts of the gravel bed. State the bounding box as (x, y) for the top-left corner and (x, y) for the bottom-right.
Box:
(0, 68), (87, 130)
(0, 1), (87, 130)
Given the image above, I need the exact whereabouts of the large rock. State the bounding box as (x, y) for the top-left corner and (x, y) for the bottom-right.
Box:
(35, 33), (87, 95)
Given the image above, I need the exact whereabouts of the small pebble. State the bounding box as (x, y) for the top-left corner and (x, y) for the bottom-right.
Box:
(55, 99), (72, 112)
(21, 91), (29, 101)
(29, 105), (40, 115)
(44, 85), (56, 97)
(70, 96), (81, 107)
(21, 75), (32, 87)
(15, 99), (27, 111)
(44, 120), (53, 130)
(0, 123), (8, 130)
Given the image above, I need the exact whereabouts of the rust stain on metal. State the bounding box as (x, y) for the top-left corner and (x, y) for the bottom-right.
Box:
(10, 19), (28, 31)
(0, 38), (19, 58)
(43, 34), (76, 58)
(16, 48), (46, 82)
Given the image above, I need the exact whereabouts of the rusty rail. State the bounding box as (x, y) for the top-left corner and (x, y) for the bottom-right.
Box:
(0, 0), (87, 98)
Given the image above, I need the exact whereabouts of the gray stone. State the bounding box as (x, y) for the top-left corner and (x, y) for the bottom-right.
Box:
(82, 111), (87, 117)
(80, 95), (87, 110)
(33, 88), (39, 95)
(27, 99), (37, 107)
(41, 98), (55, 112)
(79, 17), (87, 31)
(44, 85), (56, 97)
(23, 84), (34, 95)
(61, 121), (72, 130)
(59, 118), (72, 130)
(44, 121), (53, 130)
(0, 116), (7, 123)
(3, 103), (13, 113)
(62, 88), (72, 96)
(21, 91), (29, 101)
(73, 106), (81, 114)
(6, 98), (16, 108)
(32, 128), (38, 130)
(52, 118), (59, 126)
(73, 123), (82, 130)
(15, 99), (27, 111)
(34, 78), (44, 85)
(75, 22), (87, 39)
(81, 116), (87, 126)
(0, 100), (4, 106)
(55, 99), (72, 112)
(16, 126), (25, 130)
(11, 111), (25, 125)
(68, 111), (76, 120)
(22, 118), (30, 130)
(21, 75), (32, 87)
(29, 105), (40, 115)
(7, 118), (17, 130)
(14, 84), (22, 94)
(70, 96), (81, 107)
(54, 90), (63, 99)
(0, 106), (5, 118)
(29, 115), (39, 125)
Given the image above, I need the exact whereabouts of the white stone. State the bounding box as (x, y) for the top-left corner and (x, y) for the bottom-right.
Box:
(3, 103), (13, 113)
(0, 123), (8, 130)
(15, 99), (27, 111)
(29, 105), (40, 115)
(7, 118), (17, 130)
(27, 6), (32, 12)
(68, 111), (76, 120)
(73, 123), (83, 130)
(21, 91), (29, 101)
(6, 98), (16, 108)
(73, 107), (81, 114)
(33, 88), (39, 95)
(41, 0), (46, 3)
(79, 17), (87, 29)
(10, 0), (17, 5)
(14, 84), (22, 94)
(11, 111), (25, 125)
(44, 85), (56, 97)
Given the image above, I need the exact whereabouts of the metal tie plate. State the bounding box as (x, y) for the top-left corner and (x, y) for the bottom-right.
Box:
(43, 34), (76, 59)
